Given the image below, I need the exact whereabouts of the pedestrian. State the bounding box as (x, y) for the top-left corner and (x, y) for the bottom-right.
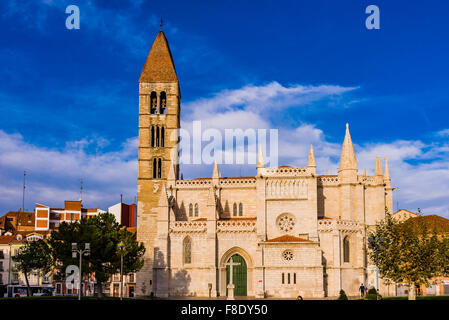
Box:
(359, 283), (366, 298)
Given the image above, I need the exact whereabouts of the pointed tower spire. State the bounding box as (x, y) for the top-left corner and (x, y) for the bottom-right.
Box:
(375, 156), (383, 176)
(384, 157), (390, 179)
(339, 123), (357, 172)
(384, 157), (391, 187)
(212, 160), (219, 179)
(158, 183), (168, 207)
(167, 161), (175, 181)
(308, 145), (316, 167)
(139, 31), (178, 83)
(374, 156), (384, 185)
(257, 145), (265, 168)
(308, 144), (316, 175)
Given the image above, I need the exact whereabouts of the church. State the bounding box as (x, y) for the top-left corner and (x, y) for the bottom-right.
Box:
(136, 30), (394, 298)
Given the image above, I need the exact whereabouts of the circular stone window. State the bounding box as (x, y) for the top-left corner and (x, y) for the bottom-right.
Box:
(282, 250), (294, 261)
(277, 214), (295, 233)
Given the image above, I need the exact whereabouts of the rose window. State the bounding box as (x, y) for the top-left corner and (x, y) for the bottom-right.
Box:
(282, 250), (294, 261)
(277, 214), (295, 233)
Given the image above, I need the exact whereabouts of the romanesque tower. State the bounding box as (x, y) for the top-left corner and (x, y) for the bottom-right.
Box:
(136, 30), (180, 296)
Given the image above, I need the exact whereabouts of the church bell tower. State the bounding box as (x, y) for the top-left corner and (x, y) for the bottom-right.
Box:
(136, 30), (180, 297)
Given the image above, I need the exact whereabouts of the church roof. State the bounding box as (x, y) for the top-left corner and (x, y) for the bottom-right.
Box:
(265, 235), (311, 243)
(139, 31), (178, 83)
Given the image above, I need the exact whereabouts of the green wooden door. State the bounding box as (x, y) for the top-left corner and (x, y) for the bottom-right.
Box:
(226, 254), (247, 296)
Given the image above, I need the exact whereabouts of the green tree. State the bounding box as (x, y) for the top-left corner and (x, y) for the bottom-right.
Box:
(12, 240), (53, 297)
(368, 210), (447, 300)
(48, 212), (145, 296)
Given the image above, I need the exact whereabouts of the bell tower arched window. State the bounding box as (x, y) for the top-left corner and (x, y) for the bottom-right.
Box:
(194, 203), (199, 217)
(343, 236), (350, 263)
(239, 203), (243, 216)
(161, 127), (165, 147)
(156, 126), (160, 147)
(160, 91), (167, 114)
(151, 126), (155, 147)
(183, 236), (192, 264)
(150, 91), (157, 114)
(153, 158), (157, 179)
(158, 158), (162, 179)
(189, 204), (193, 217)
(233, 203), (237, 217)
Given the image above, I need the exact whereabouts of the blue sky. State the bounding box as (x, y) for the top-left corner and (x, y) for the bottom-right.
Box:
(1, 0), (449, 217)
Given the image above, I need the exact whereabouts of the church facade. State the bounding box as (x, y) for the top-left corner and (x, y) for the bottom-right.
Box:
(136, 31), (394, 298)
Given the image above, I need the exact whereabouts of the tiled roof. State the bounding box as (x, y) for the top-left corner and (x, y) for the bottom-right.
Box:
(265, 235), (311, 243)
(218, 217), (257, 221)
(139, 31), (178, 83)
(0, 234), (15, 244)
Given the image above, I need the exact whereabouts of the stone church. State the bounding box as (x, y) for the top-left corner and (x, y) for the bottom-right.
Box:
(136, 31), (394, 298)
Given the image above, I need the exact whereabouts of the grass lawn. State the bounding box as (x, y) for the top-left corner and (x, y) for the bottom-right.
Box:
(0, 296), (133, 301)
(383, 296), (449, 300)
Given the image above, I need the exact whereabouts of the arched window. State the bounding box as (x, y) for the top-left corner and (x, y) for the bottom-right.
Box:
(150, 91), (157, 114)
(194, 203), (199, 217)
(153, 158), (157, 179)
(183, 236), (192, 264)
(151, 126), (155, 147)
(239, 203), (243, 216)
(160, 91), (167, 114)
(158, 158), (162, 179)
(343, 236), (350, 263)
(156, 126), (160, 147)
(281, 273), (285, 284)
(189, 204), (193, 217)
(161, 127), (165, 147)
(288, 273), (291, 284)
(233, 203), (237, 216)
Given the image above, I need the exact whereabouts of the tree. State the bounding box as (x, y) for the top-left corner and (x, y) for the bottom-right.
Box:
(12, 240), (53, 297)
(368, 210), (448, 300)
(48, 212), (145, 296)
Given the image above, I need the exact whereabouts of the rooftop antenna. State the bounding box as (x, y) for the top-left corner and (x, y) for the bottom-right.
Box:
(22, 171), (26, 212)
(396, 188), (400, 212)
(79, 179), (83, 205)
(160, 17), (163, 30)
(120, 194), (123, 204)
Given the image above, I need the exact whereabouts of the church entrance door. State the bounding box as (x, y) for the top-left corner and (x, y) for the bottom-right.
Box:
(226, 254), (247, 296)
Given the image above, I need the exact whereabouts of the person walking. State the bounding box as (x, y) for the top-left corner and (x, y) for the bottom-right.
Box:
(359, 283), (366, 298)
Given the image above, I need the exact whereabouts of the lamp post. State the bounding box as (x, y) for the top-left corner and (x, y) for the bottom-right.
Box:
(72, 243), (90, 301)
(368, 235), (384, 300)
(118, 240), (126, 300)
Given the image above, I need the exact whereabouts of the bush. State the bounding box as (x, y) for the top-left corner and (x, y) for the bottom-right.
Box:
(367, 288), (377, 295)
(364, 288), (382, 300)
(337, 289), (348, 300)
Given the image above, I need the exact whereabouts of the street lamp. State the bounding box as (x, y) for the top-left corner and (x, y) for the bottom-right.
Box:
(368, 235), (384, 300)
(72, 243), (90, 300)
(118, 240), (126, 300)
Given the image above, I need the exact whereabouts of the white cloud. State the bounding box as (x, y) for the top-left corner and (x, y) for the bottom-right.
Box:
(437, 129), (449, 137)
(1, 81), (449, 219)
(0, 130), (137, 213)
